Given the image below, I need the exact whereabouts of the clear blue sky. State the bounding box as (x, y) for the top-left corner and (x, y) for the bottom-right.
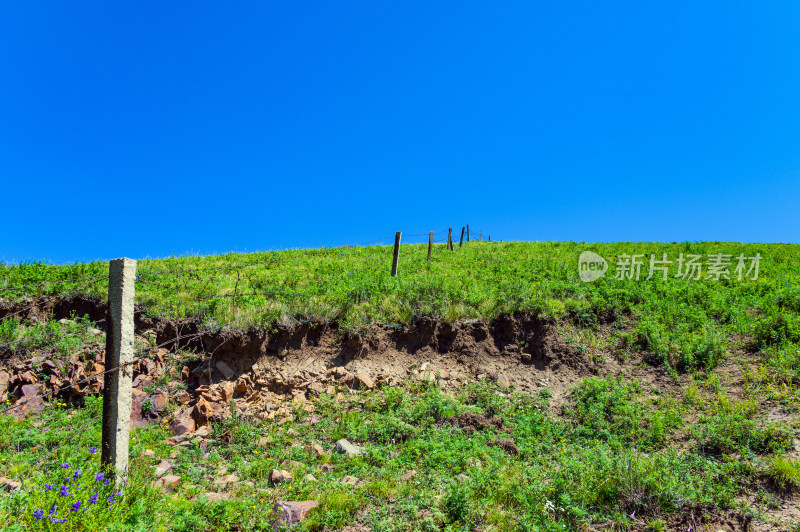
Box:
(2, 2), (799, 264)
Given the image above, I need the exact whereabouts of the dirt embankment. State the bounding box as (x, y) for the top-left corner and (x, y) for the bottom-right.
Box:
(0, 295), (610, 402)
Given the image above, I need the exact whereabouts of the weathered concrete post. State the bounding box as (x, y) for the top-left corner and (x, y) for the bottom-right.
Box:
(101, 258), (136, 483)
(391, 232), (401, 277)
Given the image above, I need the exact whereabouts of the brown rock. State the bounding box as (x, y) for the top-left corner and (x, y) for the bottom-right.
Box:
(18, 384), (39, 397)
(10, 395), (45, 420)
(280, 459), (304, 470)
(219, 382), (235, 402)
(154, 474), (181, 493)
(154, 459), (173, 478)
(0, 476), (21, 491)
(306, 381), (325, 395)
(270, 469), (293, 484)
(341, 475), (360, 486)
(176, 391), (192, 404)
(304, 473), (317, 482)
(212, 474), (239, 487)
(0, 370), (10, 394)
(199, 492), (231, 502)
(321, 463), (334, 473)
(215, 361), (235, 380)
(306, 443), (326, 457)
(272, 500), (319, 530)
(193, 399), (224, 425)
(180, 366), (190, 380)
(400, 469), (417, 481)
(169, 409), (196, 435)
(355, 372), (374, 390)
(143, 449), (156, 458)
(151, 391), (168, 413)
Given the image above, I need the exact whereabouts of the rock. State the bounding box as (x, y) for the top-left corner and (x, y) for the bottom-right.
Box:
(0, 476), (21, 491)
(58, 318), (74, 325)
(176, 391), (192, 405)
(154, 459), (173, 478)
(193, 399), (224, 425)
(10, 395), (45, 420)
(198, 492), (231, 502)
(341, 475), (360, 486)
(87, 327), (103, 336)
(457, 473), (470, 482)
(270, 469), (293, 484)
(520, 353), (532, 363)
(18, 384), (39, 397)
(338, 373), (355, 385)
(18, 371), (37, 384)
(321, 464), (334, 473)
(400, 469), (417, 481)
(304, 473), (317, 482)
(334, 439), (362, 457)
(193, 425), (211, 438)
(307, 382), (325, 395)
(0, 371), (9, 394)
(143, 449), (156, 458)
(306, 443), (326, 457)
(272, 500), (319, 531)
(169, 409), (196, 436)
(280, 459), (304, 470)
(213, 474), (239, 487)
(215, 361), (235, 380)
(154, 474), (181, 493)
(151, 391), (168, 413)
(180, 366), (190, 380)
(218, 382), (235, 402)
(355, 372), (374, 390)
(496, 375), (511, 388)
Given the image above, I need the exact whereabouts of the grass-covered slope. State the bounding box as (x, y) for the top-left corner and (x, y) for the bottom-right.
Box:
(3, 241), (799, 371)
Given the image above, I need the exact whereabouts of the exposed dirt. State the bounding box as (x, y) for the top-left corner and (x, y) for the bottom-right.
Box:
(0, 295), (616, 410)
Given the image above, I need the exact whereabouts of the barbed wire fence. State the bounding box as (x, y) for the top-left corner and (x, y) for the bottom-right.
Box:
(0, 224), (493, 488)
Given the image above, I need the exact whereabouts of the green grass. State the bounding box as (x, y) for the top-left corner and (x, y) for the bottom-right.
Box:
(0, 378), (778, 531)
(3, 242), (800, 373)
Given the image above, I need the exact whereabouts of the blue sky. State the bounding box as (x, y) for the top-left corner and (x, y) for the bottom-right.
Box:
(2, 2), (799, 264)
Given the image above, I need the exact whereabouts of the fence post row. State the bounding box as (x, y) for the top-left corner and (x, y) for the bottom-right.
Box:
(448, 228), (453, 251)
(466, 224), (470, 242)
(101, 258), (136, 484)
(391, 231), (401, 277)
(459, 227), (465, 248)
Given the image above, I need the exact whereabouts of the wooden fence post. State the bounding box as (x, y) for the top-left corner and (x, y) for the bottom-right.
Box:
(391, 231), (401, 276)
(102, 258), (136, 484)
(466, 225), (470, 242)
(459, 227), (465, 247)
(427, 232), (433, 261)
(479, 230), (482, 241)
(448, 227), (453, 251)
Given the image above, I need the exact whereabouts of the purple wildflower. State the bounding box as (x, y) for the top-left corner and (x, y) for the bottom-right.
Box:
(107, 494), (115, 504)
(49, 505), (57, 516)
(71, 501), (81, 512)
(52, 518), (67, 523)
(44, 484), (53, 491)
(33, 509), (44, 520)
(89, 446), (97, 454)
(60, 463), (69, 469)
(60, 485), (69, 497)
(94, 473), (104, 482)
(73, 469), (82, 479)
(104, 478), (110, 486)
(89, 493), (98, 505)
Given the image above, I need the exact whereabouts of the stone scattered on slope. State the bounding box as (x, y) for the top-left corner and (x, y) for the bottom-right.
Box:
(272, 500), (319, 531)
(335, 439), (362, 457)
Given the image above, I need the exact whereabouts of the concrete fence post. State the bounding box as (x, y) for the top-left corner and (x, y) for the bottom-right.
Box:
(101, 258), (136, 484)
